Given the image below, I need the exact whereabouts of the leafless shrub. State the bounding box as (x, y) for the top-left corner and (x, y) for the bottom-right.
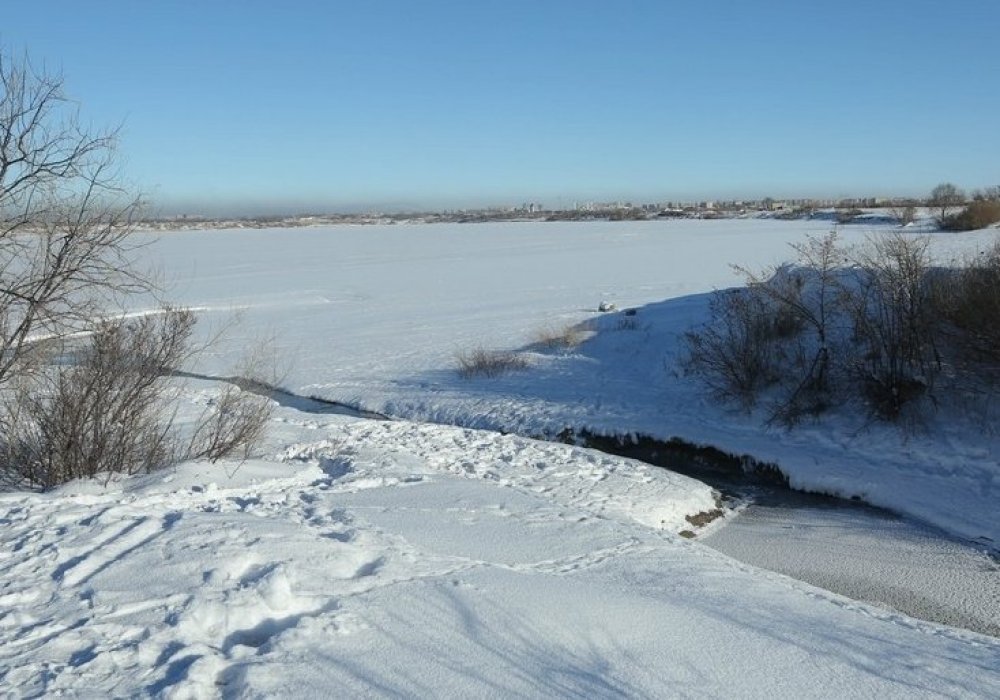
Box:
(187, 384), (272, 462)
(842, 234), (940, 419)
(685, 231), (976, 423)
(939, 199), (1000, 232)
(532, 323), (585, 350)
(734, 232), (843, 423)
(686, 227), (1000, 424)
(932, 241), (1000, 367)
(456, 347), (529, 379)
(835, 208), (864, 224)
(682, 288), (780, 408)
(0, 309), (275, 489)
(0, 310), (194, 488)
(187, 342), (276, 462)
(890, 205), (917, 226)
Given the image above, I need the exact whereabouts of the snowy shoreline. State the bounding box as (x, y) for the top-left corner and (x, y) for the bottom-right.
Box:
(4, 220), (998, 697)
(4, 402), (999, 697)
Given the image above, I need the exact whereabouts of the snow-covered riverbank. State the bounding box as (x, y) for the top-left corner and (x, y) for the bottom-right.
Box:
(3, 402), (999, 697)
(142, 220), (1000, 546)
(4, 220), (999, 697)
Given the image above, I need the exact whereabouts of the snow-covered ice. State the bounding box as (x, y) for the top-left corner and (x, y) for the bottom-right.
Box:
(141, 219), (1000, 545)
(3, 219), (999, 697)
(702, 491), (1000, 637)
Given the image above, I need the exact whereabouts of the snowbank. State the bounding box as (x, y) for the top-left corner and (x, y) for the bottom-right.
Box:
(2, 404), (998, 697)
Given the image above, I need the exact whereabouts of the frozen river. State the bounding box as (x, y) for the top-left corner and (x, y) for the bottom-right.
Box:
(146, 220), (999, 639)
(702, 489), (999, 637)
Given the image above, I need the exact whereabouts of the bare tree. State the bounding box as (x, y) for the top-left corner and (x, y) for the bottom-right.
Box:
(0, 50), (145, 387)
(0, 50), (272, 489)
(733, 231), (843, 423)
(970, 187), (1000, 202)
(928, 183), (965, 224)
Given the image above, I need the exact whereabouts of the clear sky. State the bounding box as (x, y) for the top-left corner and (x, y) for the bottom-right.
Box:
(4, 1), (999, 214)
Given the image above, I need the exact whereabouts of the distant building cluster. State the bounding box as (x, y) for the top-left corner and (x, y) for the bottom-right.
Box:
(140, 195), (938, 231)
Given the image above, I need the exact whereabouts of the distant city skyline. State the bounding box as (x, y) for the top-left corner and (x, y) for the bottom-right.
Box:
(5, 1), (999, 216)
(155, 187), (959, 218)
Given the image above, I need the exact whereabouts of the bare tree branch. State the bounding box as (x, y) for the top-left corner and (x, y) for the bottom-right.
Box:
(0, 50), (147, 386)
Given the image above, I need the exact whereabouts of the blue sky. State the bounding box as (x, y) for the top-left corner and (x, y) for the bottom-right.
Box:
(5, 1), (999, 214)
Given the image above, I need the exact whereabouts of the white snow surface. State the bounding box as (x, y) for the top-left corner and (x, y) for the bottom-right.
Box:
(141, 220), (1000, 545)
(3, 402), (999, 698)
(5, 220), (1000, 697)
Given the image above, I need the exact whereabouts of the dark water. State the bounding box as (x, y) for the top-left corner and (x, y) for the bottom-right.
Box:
(173, 370), (387, 419)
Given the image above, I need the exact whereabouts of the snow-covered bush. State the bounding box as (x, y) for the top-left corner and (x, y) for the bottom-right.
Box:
(456, 347), (529, 379)
(940, 199), (1000, 232)
(685, 231), (1000, 423)
(841, 234), (940, 419)
(0, 310), (273, 489)
(682, 288), (782, 408)
(531, 323), (586, 350)
(933, 241), (1000, 367)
